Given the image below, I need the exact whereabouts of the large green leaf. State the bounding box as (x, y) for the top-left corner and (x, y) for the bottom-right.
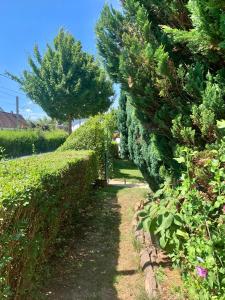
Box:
(156, 213), (174, 233)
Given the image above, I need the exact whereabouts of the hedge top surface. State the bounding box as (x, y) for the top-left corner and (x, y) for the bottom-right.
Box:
(0, 129), (68, 139)
(0, 150), (94, 206)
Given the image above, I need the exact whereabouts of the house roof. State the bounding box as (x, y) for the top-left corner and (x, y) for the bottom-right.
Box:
(0, 111), (27, 129)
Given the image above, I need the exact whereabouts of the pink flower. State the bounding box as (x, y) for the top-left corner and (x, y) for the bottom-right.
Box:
(222, 205), (225, 214)
(196, 266), (208, 278)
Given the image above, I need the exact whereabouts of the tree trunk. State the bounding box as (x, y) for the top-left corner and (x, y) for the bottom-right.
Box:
(68, 117), (72, 135)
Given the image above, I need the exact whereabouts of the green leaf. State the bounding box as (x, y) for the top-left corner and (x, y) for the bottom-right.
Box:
(159, 233), (167, 248)
(155, 213), (173, 233)
(143, 218), (151, 232)
(162, 214), (174, 230)
(138, 211), (147, 218)
(173, 215), (183, 226)
(217, 120), (225, 129)
(153, 188), (164, 198)
(174, 157), (185, 164)
(208, 271), (216, 289)
(176, 229), (189, 240)
(214, 195), (225, 208)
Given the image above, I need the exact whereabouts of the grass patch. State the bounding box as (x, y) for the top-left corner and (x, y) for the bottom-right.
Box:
(132, 237), (143, 253)
(155, 266), (166, 284)
(113, 159), (145, 183)
(136, 290), (162, 300)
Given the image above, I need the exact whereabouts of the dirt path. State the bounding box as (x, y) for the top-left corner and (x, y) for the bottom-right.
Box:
(41, 184), (149, 300)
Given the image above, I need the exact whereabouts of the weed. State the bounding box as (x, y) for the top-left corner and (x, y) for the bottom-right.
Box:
(132, 237), (143, 253)
(155, 266), (166, 284)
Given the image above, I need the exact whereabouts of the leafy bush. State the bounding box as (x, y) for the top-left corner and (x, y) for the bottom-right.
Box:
(0, 150), (98, 299)
(0, 129), (68, 158)
(138, 144), (225, 299)
(58, 112), (117, 179)
(111, 141), (119, 159)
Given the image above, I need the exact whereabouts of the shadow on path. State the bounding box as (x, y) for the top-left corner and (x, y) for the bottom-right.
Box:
(41, 184), (148, 300)
(41, 186), (122, 300)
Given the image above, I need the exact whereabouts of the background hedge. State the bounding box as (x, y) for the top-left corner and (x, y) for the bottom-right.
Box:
(0, 129), (68, 158)
(0, 150), (98, 299)
(58, 112), (117, 179)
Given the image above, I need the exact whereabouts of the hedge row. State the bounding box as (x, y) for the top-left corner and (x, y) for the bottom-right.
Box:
(0, 150), (98, 299)
(0, 130), (68, 158)
(58, 113), (117, 179)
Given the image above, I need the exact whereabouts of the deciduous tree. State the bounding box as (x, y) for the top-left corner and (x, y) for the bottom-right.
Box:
(9, 29), (113, 133)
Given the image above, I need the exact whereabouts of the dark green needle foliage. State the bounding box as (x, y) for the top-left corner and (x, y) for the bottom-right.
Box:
(117, 91), (129, 159)
(96, 0), (225, 189)
(97, 0), (225, 297)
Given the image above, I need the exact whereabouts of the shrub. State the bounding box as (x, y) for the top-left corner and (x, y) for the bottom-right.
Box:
(0, 150), (98, 299)
(96, 0), (225, 189)
(0, 129), (68, 158)
(58, 113), (117, 179)
(138, 144), (225, 299)
(111, 141), (119, 159)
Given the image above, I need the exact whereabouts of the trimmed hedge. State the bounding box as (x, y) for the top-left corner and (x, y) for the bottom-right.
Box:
(0, 150), (98, 299)
(58, 113), (117, 179)
(0, 130), (68, 158)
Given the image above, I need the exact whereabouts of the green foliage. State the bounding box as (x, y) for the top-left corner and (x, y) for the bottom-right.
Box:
(58, 112), (117, 179)
(8, 28), (113, 132)
(117, 91), (129, 159)
(96, 0), (225, 187)
(111, 141), (119, 159)
(0, 150), (98, 299)
(0, 146), (6, 161)
(113, 159), (144, 183)
(138, 144), (225, 299)
(28, 116), (58, 130)
(0, 129), (68, 158)
(97, 0), (225, 298)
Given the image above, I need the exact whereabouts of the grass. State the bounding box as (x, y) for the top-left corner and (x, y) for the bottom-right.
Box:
(132, 237), (143, 253)
(155, 266), (166, 284)
(136, 286), (158, 300)
(112, 159), (145, 183)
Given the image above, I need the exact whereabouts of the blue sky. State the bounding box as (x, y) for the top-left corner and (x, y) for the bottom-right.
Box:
(0, 0), (120, 120)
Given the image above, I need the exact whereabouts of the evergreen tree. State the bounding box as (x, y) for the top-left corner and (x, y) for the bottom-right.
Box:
(118, 91), (129, 159)
(96, 0), (225, 189)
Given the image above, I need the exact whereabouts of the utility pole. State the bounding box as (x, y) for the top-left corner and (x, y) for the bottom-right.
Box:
(16, 96), (19, 129)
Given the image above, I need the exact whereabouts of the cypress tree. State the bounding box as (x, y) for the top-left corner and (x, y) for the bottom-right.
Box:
(96, 0), (225, 190)
(118, 91), (129, 159)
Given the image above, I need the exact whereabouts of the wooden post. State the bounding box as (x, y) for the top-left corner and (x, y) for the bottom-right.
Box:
(16, 96), (19, 129)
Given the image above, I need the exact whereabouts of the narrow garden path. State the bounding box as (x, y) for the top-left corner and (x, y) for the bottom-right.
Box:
(41, 161), (149, 300)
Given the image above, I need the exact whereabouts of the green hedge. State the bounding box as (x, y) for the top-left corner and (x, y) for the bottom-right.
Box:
(0, 150), (97, 299)
(58, 113), (117, 179)
(0, 130), (68, 158)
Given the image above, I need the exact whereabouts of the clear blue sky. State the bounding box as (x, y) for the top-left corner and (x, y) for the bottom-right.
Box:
(0, 0), (120, 120)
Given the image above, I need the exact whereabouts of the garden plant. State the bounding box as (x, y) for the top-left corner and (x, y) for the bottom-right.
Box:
(96, 0), (225, 298)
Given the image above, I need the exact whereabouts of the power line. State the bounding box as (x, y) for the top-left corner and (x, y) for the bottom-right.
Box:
(0, 90), (27, 101)
(0, 86), (26, 96)
(0, 73), (11, 79)
(0, 90), (19, 98)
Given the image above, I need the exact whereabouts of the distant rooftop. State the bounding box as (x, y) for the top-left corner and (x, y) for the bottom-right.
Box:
(0, 111), (27, 129)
